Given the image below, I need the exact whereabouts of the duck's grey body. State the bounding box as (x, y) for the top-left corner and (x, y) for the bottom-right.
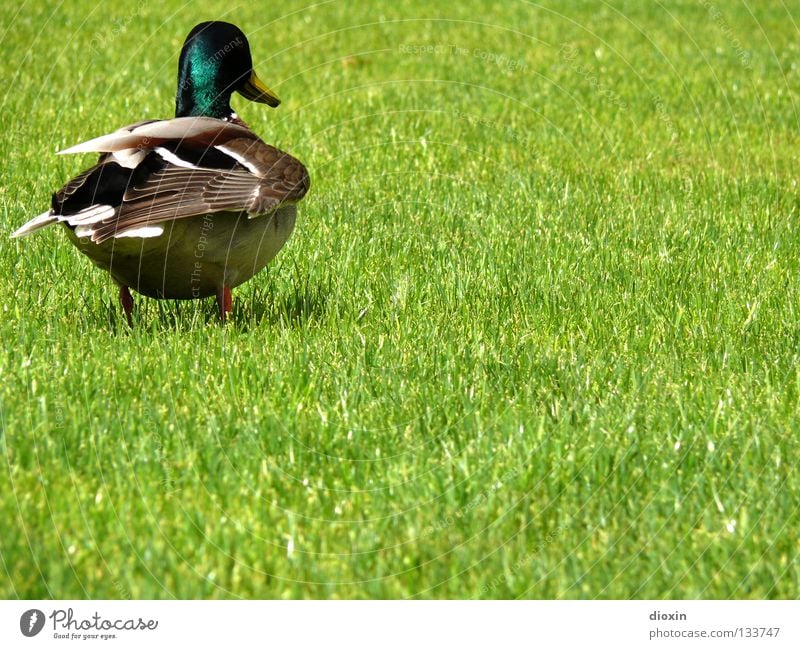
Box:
(63, 205), (297, 299)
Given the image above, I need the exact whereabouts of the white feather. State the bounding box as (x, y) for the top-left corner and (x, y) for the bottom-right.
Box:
(154, 147), (198, 169)
(114, 225), (165, 239)
(13, 204), (118, 239)
(11, 210), (57, 238)
(110, 148), (147, 169)
(216, 145), (260, 175)
(67, 204), (115, 225)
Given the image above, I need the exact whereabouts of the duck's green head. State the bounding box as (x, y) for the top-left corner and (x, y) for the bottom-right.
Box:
(175, 21), (280, 119)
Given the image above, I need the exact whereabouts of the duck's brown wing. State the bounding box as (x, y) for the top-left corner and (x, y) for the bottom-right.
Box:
(36, 117), (309, 244)
(57, 117), (252, 154)
(87, 136), (310, 243)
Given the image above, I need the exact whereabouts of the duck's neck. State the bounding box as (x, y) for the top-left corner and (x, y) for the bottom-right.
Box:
(175, 46), (233, 119)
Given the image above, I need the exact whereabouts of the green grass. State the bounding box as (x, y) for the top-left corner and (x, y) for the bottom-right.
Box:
(1, 0), (799, 598)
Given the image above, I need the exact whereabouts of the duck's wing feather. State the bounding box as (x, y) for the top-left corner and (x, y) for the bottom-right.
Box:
(57, 117), (253, 154)
(13, 118), (310, 244)
(86, 135), (310, 244)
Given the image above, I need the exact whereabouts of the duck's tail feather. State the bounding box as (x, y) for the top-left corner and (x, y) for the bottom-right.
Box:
(11, 210), (58, 238)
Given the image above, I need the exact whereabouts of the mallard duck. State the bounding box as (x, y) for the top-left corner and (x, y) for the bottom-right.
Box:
(12, 21), (310, 324)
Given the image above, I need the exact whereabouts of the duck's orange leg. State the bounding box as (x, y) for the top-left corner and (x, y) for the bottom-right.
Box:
(119, 285), (134, 327)
(216, 286), (232, 323)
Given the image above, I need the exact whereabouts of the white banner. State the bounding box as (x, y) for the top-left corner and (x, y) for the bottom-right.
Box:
(0, 600), (797, 648)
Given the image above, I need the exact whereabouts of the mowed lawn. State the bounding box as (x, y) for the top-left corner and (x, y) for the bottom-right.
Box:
(0, 0), (798, 598)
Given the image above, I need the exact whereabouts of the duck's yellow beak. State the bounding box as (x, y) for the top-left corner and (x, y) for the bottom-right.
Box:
(238, 71), (280, 107)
